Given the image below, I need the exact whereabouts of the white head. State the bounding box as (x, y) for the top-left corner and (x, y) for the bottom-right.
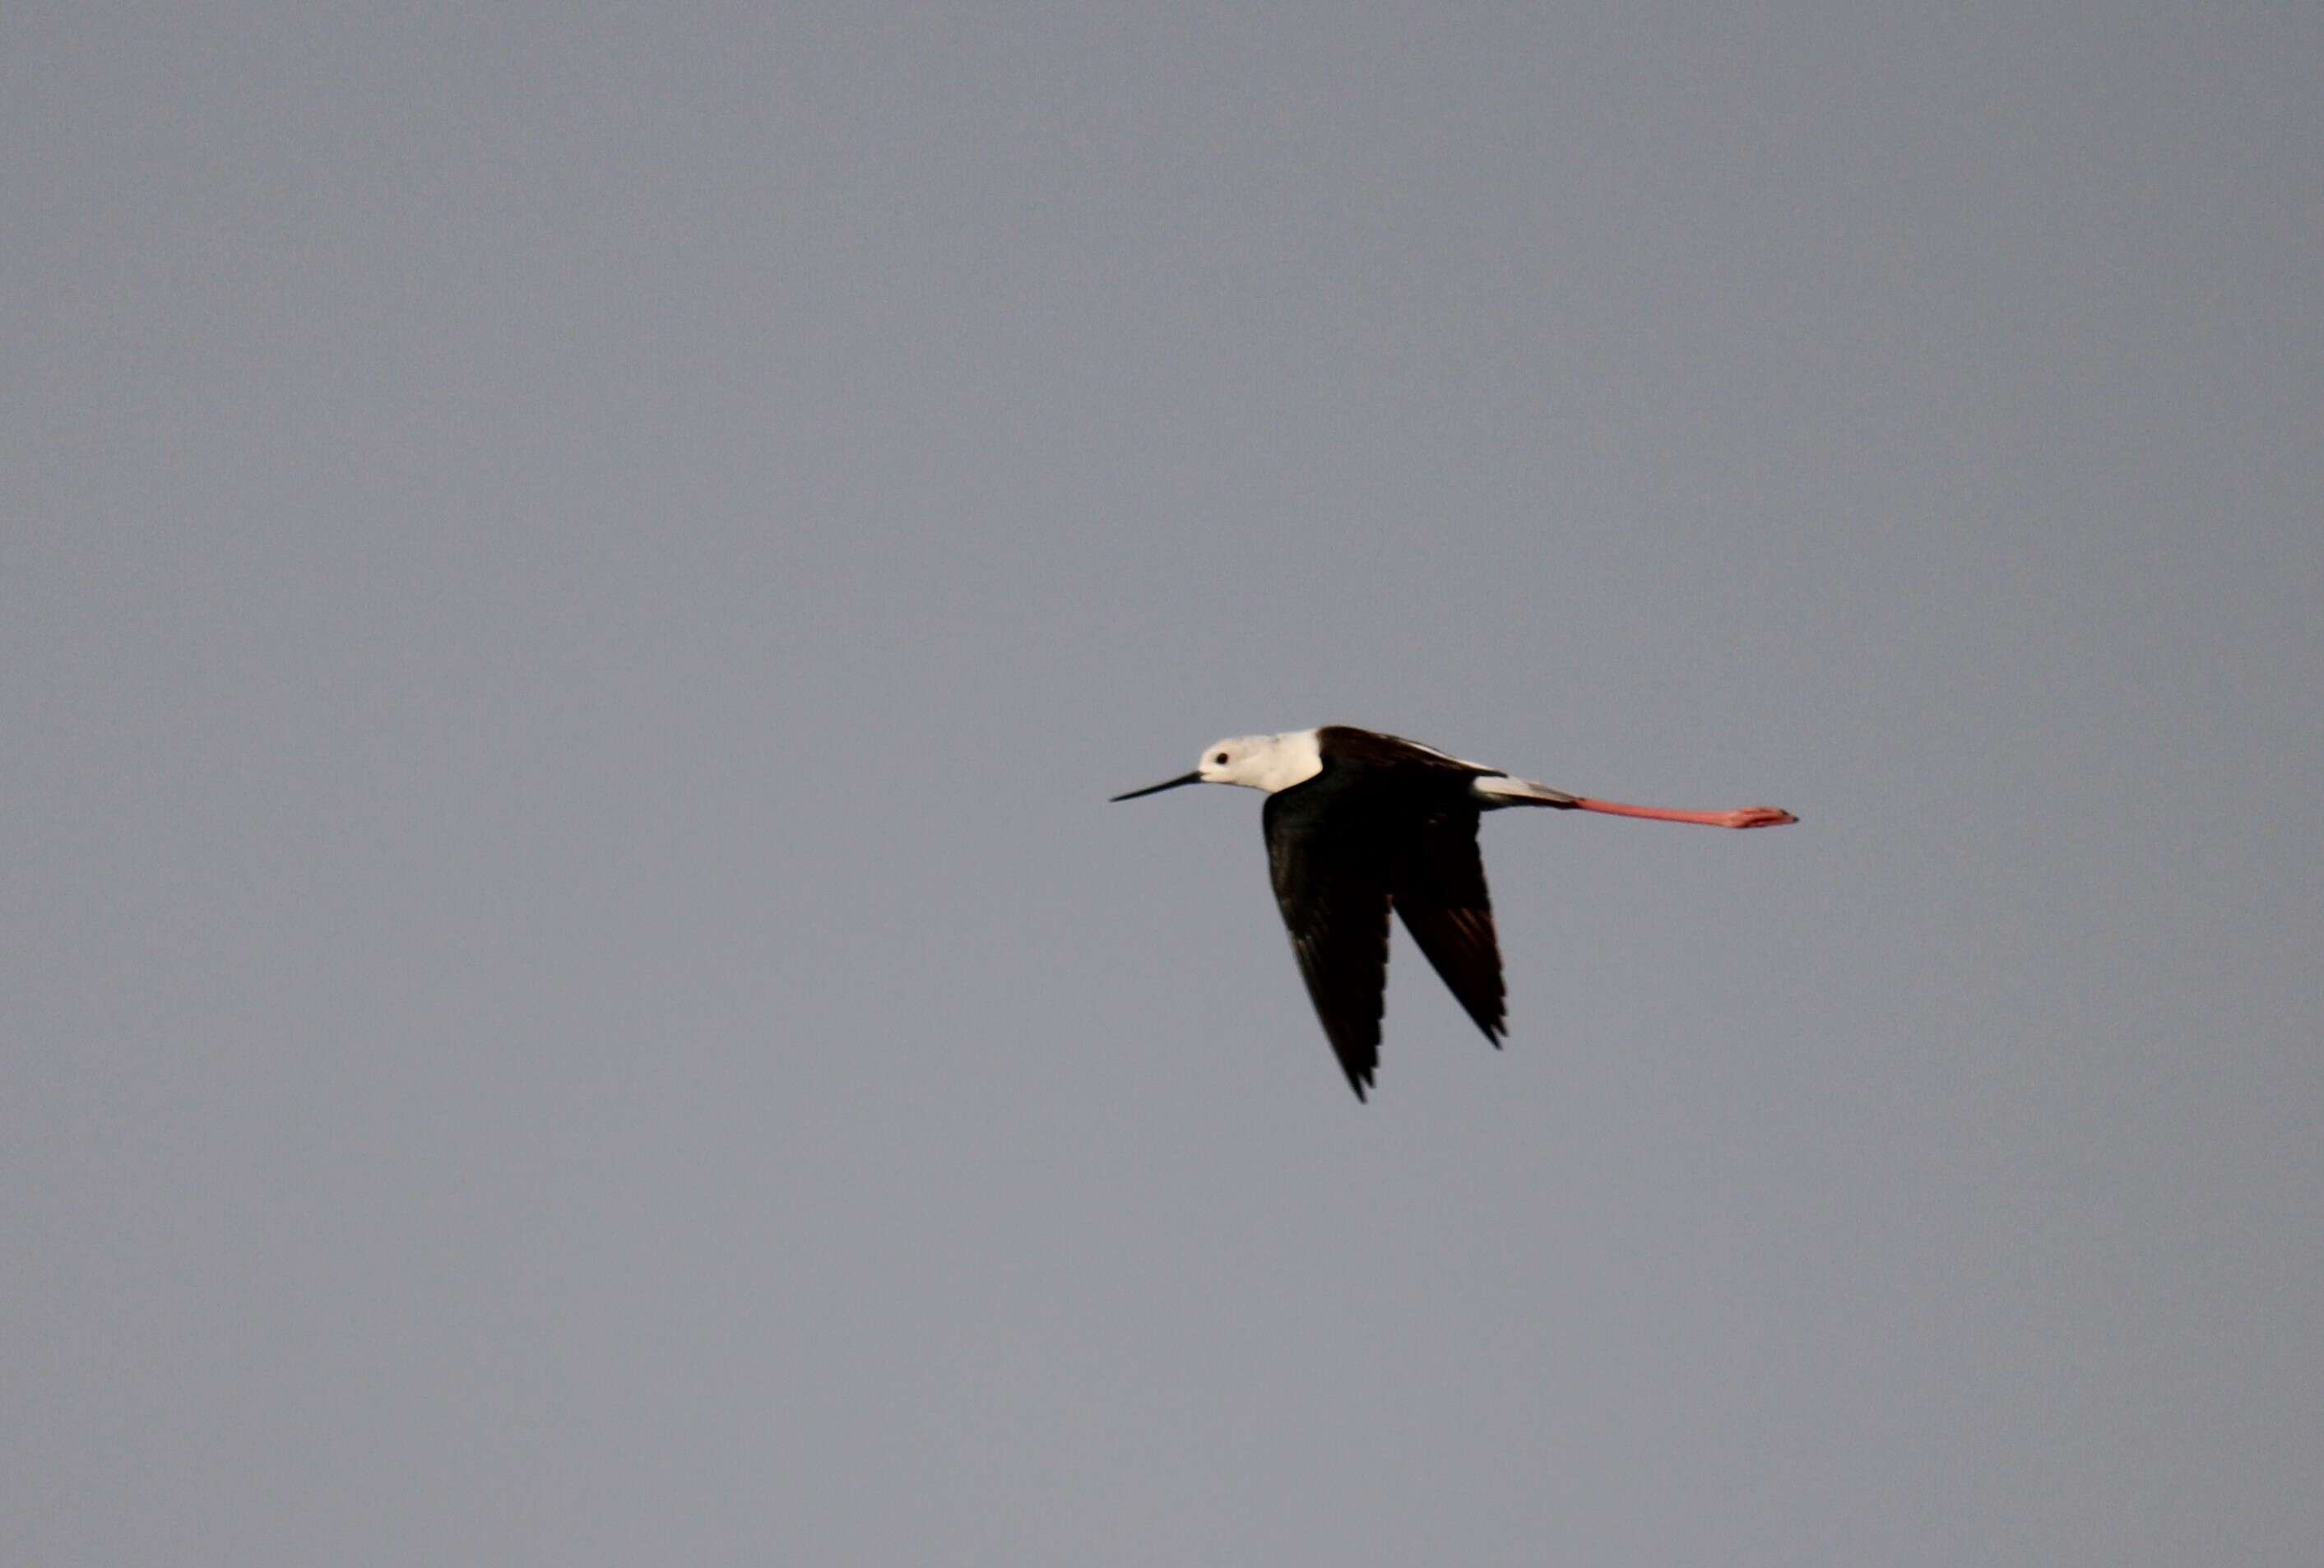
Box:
(1194, 731), (1324, 791)
(1111, 728), (1324, 801)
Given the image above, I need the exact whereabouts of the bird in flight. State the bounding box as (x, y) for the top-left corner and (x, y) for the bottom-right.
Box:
(1111, 725), (1797, 1099)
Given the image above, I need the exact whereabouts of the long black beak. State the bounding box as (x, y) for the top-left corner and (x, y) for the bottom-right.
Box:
(1109, 771), (1202, 803)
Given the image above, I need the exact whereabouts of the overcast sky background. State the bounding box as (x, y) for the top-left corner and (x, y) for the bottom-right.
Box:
(8, 3), (2321, 1564)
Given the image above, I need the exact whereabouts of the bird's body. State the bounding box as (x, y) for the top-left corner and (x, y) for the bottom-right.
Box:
(1112, 726), (1796, 1099)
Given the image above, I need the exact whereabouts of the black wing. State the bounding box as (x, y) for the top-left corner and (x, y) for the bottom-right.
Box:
(1391, 806), (1506, 1045)
(1264, 785), (1394, 1101)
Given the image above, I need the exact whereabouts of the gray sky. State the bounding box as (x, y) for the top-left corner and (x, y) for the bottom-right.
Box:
(8, 2), (2321, 1563)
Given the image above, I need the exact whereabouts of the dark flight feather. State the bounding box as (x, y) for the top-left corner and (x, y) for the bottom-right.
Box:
(1263, 738), (1510, 1097)
(1390, 806), (1508, 1046)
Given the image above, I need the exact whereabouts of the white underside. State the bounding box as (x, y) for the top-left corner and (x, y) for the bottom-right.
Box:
(1470, 773), (1578, 809)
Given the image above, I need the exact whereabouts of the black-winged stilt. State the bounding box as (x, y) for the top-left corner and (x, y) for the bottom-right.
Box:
(1111, 726), (1797, 1100)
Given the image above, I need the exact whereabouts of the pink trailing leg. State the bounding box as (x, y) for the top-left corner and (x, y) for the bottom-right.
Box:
(1568, 797), (1798, 828)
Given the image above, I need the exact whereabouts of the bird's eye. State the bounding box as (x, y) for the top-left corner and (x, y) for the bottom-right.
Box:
(1214, 751), (1230, 764)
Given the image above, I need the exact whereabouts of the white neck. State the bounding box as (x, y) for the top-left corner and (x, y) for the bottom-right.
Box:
(1233, 729), (1324, 792)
